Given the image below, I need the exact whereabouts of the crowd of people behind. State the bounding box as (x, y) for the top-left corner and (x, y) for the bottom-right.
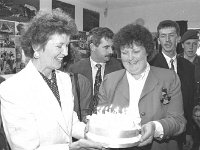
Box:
(0, 8), (200, 150)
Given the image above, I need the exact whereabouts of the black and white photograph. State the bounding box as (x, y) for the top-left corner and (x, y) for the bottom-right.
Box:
(0, 0), (200, 150)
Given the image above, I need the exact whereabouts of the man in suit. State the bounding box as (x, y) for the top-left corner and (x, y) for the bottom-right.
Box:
(98, 24), (185, 150)
(69, 27), (123, 89)
(150, 20), (195, 150)
(69, 27), (123, 113)
(178, 29), (200, 150)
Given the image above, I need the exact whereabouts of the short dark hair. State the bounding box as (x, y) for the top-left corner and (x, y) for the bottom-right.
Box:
(113, 24), (154, 56)
(157, 20), (180, 36)
(87, 27), (114, 47)
(21, 8), (77, 58)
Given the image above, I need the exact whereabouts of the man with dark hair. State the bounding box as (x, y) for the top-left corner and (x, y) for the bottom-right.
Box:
(179, 29), (200, 150)
(98, 23), (185, 150)
(69, 27), (123, 114)
(150, 20), (195, 150)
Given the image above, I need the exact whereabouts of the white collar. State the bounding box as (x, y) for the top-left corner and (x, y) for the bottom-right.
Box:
(126, 63), (150, 80)
(162, 52), (176, 64)
(90, 57), (105, 69)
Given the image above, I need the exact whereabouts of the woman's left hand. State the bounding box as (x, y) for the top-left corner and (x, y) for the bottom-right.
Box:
(138, 122), (155, 147)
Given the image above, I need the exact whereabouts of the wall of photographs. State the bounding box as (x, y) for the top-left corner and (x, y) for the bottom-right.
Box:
(0, 0), (38, 75)
(0, 20), (26, 75)
(0, 0), (100, 75)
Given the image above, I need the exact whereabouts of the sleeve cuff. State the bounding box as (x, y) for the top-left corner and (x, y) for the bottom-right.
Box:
(152, 121), (164, 139)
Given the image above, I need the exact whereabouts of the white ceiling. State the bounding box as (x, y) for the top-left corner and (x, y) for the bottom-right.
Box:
(77, 0), (194, 9)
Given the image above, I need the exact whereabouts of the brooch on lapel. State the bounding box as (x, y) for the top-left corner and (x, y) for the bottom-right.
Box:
(161, 88), (171, 105)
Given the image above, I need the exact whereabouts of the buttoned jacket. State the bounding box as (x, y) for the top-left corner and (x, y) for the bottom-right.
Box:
(150, 52), (195, 134)
(98, 67), (186, 150)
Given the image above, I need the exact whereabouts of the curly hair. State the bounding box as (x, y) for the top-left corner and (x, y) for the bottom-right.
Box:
(21, 8), (78, 58)
(157, 20), (180, 36)
(113, 24), (154, 56)
(87, 27), (114, 48)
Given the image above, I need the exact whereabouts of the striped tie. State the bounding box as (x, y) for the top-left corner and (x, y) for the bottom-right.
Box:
(89, 64), (102, 113)
(170, 59), (175, 70)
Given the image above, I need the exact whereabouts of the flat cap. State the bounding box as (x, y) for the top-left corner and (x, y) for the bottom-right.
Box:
(181, 29), (199, 43)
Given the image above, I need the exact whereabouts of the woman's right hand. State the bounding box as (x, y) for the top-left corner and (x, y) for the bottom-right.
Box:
(70, 139), (104, 150)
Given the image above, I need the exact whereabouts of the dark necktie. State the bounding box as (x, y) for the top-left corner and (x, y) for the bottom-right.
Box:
(170, 59), (175, 70)
(89, 64), (102, 113)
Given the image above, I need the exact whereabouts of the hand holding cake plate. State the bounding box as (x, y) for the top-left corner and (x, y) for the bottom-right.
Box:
(138, 122), (155, 147)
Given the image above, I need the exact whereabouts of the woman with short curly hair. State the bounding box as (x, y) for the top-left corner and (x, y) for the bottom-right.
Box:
(0, 9), (103, 150)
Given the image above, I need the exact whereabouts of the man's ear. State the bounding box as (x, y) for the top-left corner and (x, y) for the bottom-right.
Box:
(157, 38), (161, 45)
(181, 43), (184, 49)
(177, 36), (181, 44)
(90, 43), (96, 52)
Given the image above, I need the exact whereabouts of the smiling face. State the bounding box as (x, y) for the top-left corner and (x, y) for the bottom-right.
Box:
(158, 27), (180, 56)
(38, 33), (70, 72)
(121, 43), (148, 75)
(182, 39), (199, 58)
(91, 37), (113, 63)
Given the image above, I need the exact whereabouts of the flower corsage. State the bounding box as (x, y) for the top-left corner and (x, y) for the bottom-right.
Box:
(160, 88), (171, 105)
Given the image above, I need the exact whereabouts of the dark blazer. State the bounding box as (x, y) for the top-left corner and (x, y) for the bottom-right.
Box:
(149, 52), (195, 135)
(98, 67), (186, 150)
(71, 73), (92, 122)
(68, 57), (123, 91)
(0, 76), (5, 84)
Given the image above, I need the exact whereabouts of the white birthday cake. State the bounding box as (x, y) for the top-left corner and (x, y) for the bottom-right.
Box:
(86, 107), (141, 148)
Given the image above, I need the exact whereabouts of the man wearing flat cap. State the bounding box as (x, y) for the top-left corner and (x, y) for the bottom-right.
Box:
(178, 29), (200, 150)
(179, 29), (200, 100)
(179, 29), (200, 95)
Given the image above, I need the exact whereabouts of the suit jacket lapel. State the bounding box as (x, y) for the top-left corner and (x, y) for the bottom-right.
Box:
(151, 53), (169, 69)
(116, 71), (129, 107)
(176, 57), (183, 77)
(27, 62), (69, 135)
(139, 67), (158, 101)
(84, 58), (93, 86)
(158, 53), (169, 69)
(106, 70), (129, 107)
(56, 71), (73, 135)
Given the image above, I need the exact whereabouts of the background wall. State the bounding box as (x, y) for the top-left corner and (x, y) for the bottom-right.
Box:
(50, 0), (200, 33)
(104, 0), (200, 33)
(52, 0), (104, 31)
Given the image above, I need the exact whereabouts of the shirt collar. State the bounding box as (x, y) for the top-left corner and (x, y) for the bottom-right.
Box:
(162, 52), (176, 64)
(126, 63), (150, 80)
(90, 57), (105, 69)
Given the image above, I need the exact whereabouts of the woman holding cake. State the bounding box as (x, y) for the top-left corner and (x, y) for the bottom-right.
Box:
(0, 9), (103, 150)
(98, 24), (186, 150)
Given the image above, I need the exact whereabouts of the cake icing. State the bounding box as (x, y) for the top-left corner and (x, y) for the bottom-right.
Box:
(86, 106), (142, 148)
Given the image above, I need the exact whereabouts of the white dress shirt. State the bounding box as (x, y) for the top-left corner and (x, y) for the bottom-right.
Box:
(90, 57), (105, 93)
(126, 63), (164, 138)
(162, 52), (177, 73)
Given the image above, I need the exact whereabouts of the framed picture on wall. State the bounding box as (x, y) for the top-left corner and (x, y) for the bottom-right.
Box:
(83, 8), (99, 32)
(0, 0), (38, 22)
(0, 20), (16, 75)
(0, 20), (27, 75)
(52, 0), (75, 19)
